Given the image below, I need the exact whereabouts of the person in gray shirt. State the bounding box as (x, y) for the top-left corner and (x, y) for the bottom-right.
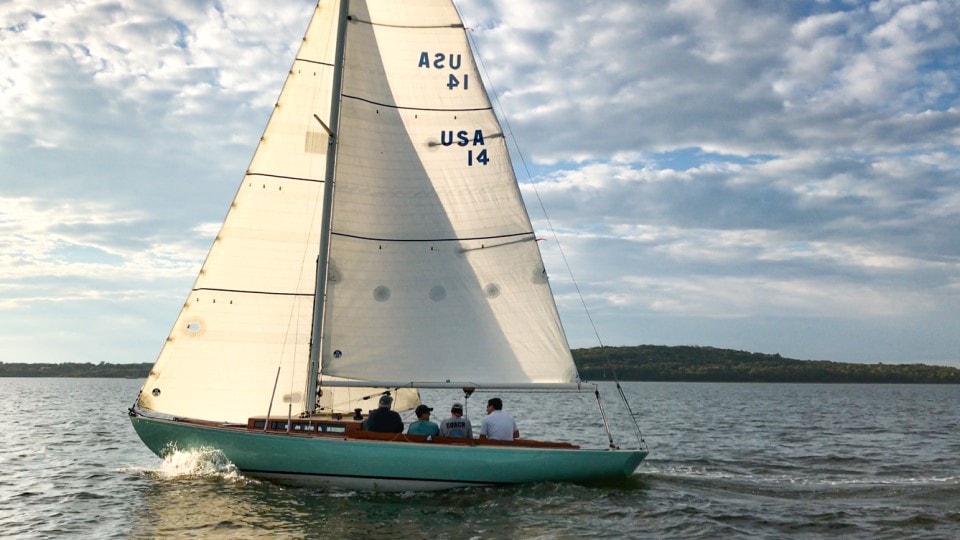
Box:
(438, 402), (473, 438)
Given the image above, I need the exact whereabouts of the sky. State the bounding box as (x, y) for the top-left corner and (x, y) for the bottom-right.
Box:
(1, 0), (958, 367)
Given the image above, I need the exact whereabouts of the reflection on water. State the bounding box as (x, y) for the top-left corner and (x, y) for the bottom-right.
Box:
(127, 468), (534, 539)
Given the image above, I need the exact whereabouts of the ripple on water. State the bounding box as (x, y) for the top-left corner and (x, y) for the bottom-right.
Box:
(1, 379), (959, 538)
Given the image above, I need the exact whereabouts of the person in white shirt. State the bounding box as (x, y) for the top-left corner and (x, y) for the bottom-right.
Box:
(479, 397), (518, 441)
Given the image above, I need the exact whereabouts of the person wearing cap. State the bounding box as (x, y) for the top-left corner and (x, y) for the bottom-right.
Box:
(439, 403), (473, 438)
(406, 404), (440, 436)
(362, 394), (403, 433)
(479, 397), (519, 441)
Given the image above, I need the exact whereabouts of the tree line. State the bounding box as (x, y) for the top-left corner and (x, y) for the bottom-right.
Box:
(2, 346), (958, 383)
(573, 345), (960, 384)
(0, 362), (153, 378)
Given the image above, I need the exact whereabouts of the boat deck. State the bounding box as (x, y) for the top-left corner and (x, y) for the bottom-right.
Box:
(244, 416), (580, 449)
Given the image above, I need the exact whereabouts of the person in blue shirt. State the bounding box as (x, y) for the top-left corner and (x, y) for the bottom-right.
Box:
(407, 404), (440, 436)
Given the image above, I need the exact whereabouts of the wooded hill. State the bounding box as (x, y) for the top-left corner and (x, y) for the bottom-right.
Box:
(1, 346), (958, 383)
(0, 362), (153, 378)
(573, 345), (960, 383)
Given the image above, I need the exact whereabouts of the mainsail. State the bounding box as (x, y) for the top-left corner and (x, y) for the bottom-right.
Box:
(319, 1), (578, 385)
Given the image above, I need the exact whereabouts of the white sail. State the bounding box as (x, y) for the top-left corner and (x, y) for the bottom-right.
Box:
(319, 0), (579, 385)
(137, 1), (418, 423)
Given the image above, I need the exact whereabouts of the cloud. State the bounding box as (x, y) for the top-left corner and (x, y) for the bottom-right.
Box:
(0, 196), (206, 304)
(0, 0), (957, 365)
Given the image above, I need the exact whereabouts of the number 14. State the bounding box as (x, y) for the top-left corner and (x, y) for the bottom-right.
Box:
(448, 74), (469, 90)
(467, 149), (489, 166)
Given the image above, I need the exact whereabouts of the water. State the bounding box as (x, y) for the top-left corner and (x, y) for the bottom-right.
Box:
(1, 378), (958, 538)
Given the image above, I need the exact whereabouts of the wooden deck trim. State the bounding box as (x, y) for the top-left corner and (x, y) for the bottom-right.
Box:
(346, 429), (580, 449)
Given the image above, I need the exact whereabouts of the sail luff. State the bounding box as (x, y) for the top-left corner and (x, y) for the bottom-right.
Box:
(307, 0), (350, 415)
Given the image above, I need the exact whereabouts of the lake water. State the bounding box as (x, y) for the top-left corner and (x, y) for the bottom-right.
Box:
(1, 378), (958, 538)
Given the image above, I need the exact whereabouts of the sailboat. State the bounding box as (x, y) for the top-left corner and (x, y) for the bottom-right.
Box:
(130, 0), (648, 491)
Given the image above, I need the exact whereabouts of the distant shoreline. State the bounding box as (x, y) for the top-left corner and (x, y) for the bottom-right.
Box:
(572, 345), (960, 384)
(2, 345), (958, 383)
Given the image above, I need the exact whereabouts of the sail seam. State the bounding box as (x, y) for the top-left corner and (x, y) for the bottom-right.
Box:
(348, 16), (463, 30)
(247, 172), (324, 183)
(295, 58), (334, 67)
(331, 231), (534, 243)
(193, 287), (313, 297)
(342, 93), (491, 113)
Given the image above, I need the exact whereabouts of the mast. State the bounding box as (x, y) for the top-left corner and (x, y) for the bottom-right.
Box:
(307, 0), (350, 414)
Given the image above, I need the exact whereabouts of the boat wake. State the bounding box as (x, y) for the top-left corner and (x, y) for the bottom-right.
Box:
(126, 447), (247, 482)
(640, 458), (960, 501)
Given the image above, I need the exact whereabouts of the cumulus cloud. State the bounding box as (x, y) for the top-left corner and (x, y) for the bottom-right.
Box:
(1, 0), (957, 365)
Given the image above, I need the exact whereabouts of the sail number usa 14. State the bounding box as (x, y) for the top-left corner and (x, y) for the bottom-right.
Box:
(440, 129), (489, 166)
(418, 51), (468, 91)
(420, 52), (487, 166)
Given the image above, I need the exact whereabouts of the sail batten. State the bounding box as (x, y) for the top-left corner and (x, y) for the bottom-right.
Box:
(331, 231), (535, 243)
(246, 172), (325, 183)
(193, 287), (313, 294)
(349, 18), (464, 29)
(343, 93), (492, 112)
(296, 58), (336, 67)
